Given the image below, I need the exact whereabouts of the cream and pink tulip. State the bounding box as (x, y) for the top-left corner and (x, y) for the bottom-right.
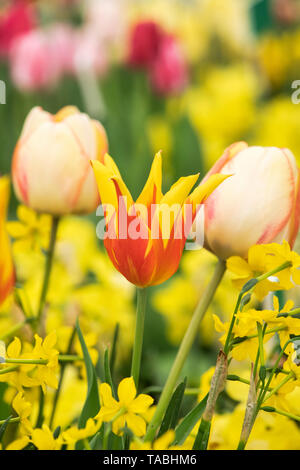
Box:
(203, 142), (300, 259)
(12, 106), (108, 215)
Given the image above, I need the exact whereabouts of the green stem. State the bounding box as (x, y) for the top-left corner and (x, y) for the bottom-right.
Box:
(0, 416), (20, 426)
(224, 261), (292, 355)
(4, 355), (82, 365)
(49, 327), (76, 429)
(223, 293), (243, 355)
(261, 371), (295, 404)
(256, 261), (292, 282)
(5, 358), (48, 365)
(144, 259), (226, 442)
(35, 216), (60, 330)
(131, 287), (148, 388)
(232, 325), (287, 345)
(0, 365), (18, 375)
(262, 406), (300, 422)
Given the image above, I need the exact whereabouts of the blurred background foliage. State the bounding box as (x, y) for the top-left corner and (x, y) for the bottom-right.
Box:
(1, 0), (300, 442)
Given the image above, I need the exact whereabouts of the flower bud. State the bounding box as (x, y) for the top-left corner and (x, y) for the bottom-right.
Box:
(203, 142), (300, 259)
(12, 106), (108, 215)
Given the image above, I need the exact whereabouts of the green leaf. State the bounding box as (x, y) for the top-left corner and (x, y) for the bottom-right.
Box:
(158, 377), (187, 437)
(192, 417), (211, 450)
(110, 323), (119, 374)
(89, 429), (103, 450)
(104, 348), (117, 399)
(173, 394), (208, 445)
(0, 415), (12, 443)
(241, 278), (258, 294)
(76, 319), (100, 429)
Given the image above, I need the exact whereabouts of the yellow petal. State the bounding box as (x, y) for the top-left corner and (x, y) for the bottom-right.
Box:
(226, 256), (252, 277)
(136, 151), (163, 206)
(99, 382), (119, 409)
(43, 331), (57, 352)
(54, 106), (79, 122)
(0, 176), (10, 219)
(128, 394), (154, 414)
(7, 337), (21, 358)
(160, 173), (199, 208)
(6, 436), (30, 450)
(188, 173), (231, 209)
(153, 430), (175, 450)
(125, 413), (146, 437)
(6, 221), (29, 238)
(117, 377), (136, 405)
(91, 159), (118, 209)
(17, 205), (37, 225)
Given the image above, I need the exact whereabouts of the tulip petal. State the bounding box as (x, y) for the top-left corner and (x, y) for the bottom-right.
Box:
(136, 151), (163, 207)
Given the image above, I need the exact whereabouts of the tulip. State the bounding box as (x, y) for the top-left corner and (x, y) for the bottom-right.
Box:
(203, 142), (300, 260)
(12, 106), (108, 215)
(9, 30), (62, 92)
(127, 21), (163, 68)
(91, 152), (227, 287)
(0, 0), (36, 57)
(0, 176), (15, 305)
(150, 35), (188, 95)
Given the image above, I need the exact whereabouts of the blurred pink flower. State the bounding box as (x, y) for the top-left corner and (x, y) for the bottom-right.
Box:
(0, 0), (36, 57)
(127, 20), (163, 68)
(48, 24), (77, 75)
(85, 0), (125, 45)
(10, 30), (61, 91)
(150, 35), (188, 95)
(73, 29), (108, 76)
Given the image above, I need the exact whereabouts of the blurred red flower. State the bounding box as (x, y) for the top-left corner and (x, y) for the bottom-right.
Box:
(127, 20), (188, 95)
(0, 0), (36, 57)
(150, 35), (188, 95)
(128, 20), (163, 68)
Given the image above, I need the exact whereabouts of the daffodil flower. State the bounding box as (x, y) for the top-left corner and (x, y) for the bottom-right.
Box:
(96, 377), (154, 436)
(31, 424), (63, 450)
(7, 205), (51, 253)
(227, 241), (300, 300)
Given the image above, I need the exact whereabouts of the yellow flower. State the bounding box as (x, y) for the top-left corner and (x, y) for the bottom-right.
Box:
(12, 392), (32, 434)
(0, 337), (40, 390)
(31, 424), (63, 450)
(7, 205), (51, 253)
(62, 418), (100, 450)
(261, 241), (300, 290)
(30, 332), (59, 392)
(153, 249), (237, 347)
(96, 377), (154, 436)
(130, 430), (183, 450)
(213, 314), (265, 362)
(6, 436), (30, 450)
(227, 244), (280, 300)
(0, 333), (59, 392)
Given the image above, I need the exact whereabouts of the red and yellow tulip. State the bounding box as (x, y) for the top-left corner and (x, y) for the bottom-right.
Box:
(0, 176), (15, 304)
(91, 152), (227, 287)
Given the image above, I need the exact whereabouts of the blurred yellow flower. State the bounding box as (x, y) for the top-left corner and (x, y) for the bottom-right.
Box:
(7, 205), (51, 253)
